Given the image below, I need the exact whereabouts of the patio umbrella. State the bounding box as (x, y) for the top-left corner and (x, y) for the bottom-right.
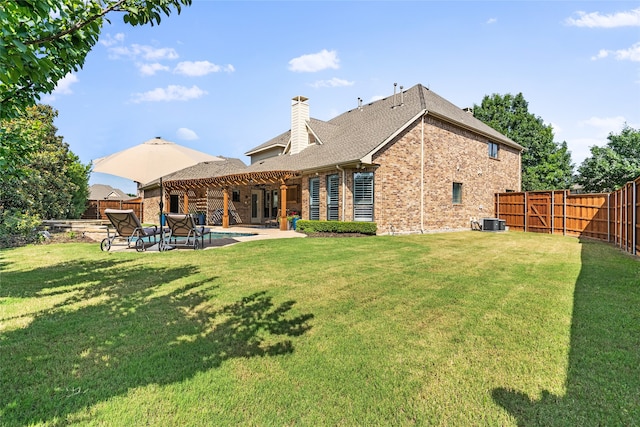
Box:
(92, 137), (221, 186)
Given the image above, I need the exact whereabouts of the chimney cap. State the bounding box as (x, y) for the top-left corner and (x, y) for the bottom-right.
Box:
(292, 95), (308, 103)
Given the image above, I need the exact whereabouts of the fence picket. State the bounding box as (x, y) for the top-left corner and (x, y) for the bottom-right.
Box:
(495, 175), (640, 258)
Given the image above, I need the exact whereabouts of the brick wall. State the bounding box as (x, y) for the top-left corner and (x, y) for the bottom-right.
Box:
(373, 115), (520, 233)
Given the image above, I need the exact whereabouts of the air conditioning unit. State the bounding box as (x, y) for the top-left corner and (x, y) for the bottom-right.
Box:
(482, 218), (505, 231)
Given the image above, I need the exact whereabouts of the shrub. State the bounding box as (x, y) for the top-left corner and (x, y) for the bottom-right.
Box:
(0, 210), (42, 248)
(296, 220), (377, 235)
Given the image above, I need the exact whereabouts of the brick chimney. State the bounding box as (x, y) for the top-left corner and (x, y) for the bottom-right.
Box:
(290, 96), (309, 155)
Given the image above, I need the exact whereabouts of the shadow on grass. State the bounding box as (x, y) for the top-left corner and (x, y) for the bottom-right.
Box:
(1, 258), (314, 426)
(492, 239), (640, 425)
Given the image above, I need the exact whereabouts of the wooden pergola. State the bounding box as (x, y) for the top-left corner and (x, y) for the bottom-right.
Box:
(163, 170), (300, 230)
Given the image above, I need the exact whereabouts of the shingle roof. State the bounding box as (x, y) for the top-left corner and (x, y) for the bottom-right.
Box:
(163, 157), (247, 180)
(142, 157), (248, 188)
(244, 84), (523, 173)
(89, 184), (131, 200)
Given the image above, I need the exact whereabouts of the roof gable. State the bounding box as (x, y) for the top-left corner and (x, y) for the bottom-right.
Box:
(244, 84), (523, 173)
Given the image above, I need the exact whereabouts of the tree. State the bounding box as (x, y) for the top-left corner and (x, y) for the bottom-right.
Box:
(1, 105), (91, 247)
(1, 105), (90, 220)
(0, 0), (192, 119)
(473, 93), (574, 191)
(576, 125), (640, 193)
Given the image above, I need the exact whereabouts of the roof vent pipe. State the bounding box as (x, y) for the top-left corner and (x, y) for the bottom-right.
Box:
(400, 85), (404, 106)
(392, 83), (397, 108)
(358, 97), (363, 109)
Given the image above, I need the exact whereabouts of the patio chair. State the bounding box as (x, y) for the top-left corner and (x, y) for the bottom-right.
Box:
(264, 209), (280, 228)
(101, 208), (160, 252)
(164, 213), (211, 250)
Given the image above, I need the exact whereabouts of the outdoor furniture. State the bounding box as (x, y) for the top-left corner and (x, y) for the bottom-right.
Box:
(211, 208), (241, 226)
(101, 208), (161, 252)
(265, 209), (280, 228)
(163, 213), (211, 250)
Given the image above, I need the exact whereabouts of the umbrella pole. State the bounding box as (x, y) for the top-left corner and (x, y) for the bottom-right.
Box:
(159, 177), (164, 250)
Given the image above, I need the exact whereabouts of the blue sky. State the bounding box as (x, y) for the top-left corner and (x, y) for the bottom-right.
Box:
(43, 1), (640, 194)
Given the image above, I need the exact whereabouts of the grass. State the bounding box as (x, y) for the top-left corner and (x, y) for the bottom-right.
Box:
(1, 231), (638, 426)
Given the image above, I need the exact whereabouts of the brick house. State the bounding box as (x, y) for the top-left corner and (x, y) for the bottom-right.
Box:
(143, 83), (523, 233)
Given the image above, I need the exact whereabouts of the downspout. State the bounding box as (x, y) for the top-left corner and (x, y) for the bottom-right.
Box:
(420, 115), (425, 232)
(336, 164), (346, 221)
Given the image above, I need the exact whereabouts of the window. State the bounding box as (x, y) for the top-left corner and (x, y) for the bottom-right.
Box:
(353, 172), (374, 221)
(488, 142), (499, 159)
(309, 177), (320, 220)
(327, 174), (339, 220)
(452, 182), (463, 204)
(232, 190), (240, 202)
(286, 185), (299, 203)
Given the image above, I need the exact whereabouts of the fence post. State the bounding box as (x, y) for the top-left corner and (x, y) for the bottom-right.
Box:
(563, 190), (567, 236)
(607, 193), (610, 242)
(633, 181), (637, 255)
(551, 191), (555, 234)
(524, 192), (528, 232)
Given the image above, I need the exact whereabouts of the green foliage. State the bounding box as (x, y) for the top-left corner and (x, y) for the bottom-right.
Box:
(296, 220), (377, 235)
(0, 209), (42, 247)
(0, 0), (192, 119)
(576, 125), (640, 193)
(0, 105), (90, 220)
(473, 93), (574, 191)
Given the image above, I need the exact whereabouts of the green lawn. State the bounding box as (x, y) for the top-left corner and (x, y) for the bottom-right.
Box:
(1, 232), (638, 426)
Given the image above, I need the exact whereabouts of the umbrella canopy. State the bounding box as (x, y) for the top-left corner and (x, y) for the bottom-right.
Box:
(92, 137), (221, 185)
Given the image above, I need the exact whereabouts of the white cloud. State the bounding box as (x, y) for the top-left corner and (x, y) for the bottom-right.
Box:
(591, 42), (640, 62)
(42, 73), (79, 102)
(100, 33), (125, 47)
(565, 8), (640, 28)
(176, 128), (199, 140)
(310, 78), (354, 88)
(108, 44), (179, 61)
(138, 62), (170, 76)
(288, 49), (340, 72)
(174, 61), (235, 76)
(580, 116), (627, 135)
(130, 85), (207, 103)
(486, 18), (497, 24)
(53, 73), (79, 95)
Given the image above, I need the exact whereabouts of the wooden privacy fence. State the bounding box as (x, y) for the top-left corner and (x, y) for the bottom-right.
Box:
(495, 176), (639, 257)
(82, 199), (144, 221)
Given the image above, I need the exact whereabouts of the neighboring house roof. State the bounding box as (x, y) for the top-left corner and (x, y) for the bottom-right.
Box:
(244, 83), (524, 173)
(89, 184), (131, 200)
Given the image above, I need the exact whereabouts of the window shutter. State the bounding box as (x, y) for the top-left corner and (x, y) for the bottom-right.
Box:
(353, 172), (374, 221)
(309, 178), (320, 220)
(327, 174), (339, 220)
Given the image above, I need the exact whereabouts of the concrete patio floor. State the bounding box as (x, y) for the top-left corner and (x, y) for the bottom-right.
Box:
(91, 225), (306, 252)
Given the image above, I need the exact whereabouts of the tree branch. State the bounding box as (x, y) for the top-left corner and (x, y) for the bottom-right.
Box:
(25, 0), (128, 46)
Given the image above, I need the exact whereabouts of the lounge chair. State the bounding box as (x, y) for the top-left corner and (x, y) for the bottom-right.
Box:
(164, 213), (211, 250)
(101, 208), (161, 252)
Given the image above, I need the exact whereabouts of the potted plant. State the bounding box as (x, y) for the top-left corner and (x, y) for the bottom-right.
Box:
(286, 210), (300, 230)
